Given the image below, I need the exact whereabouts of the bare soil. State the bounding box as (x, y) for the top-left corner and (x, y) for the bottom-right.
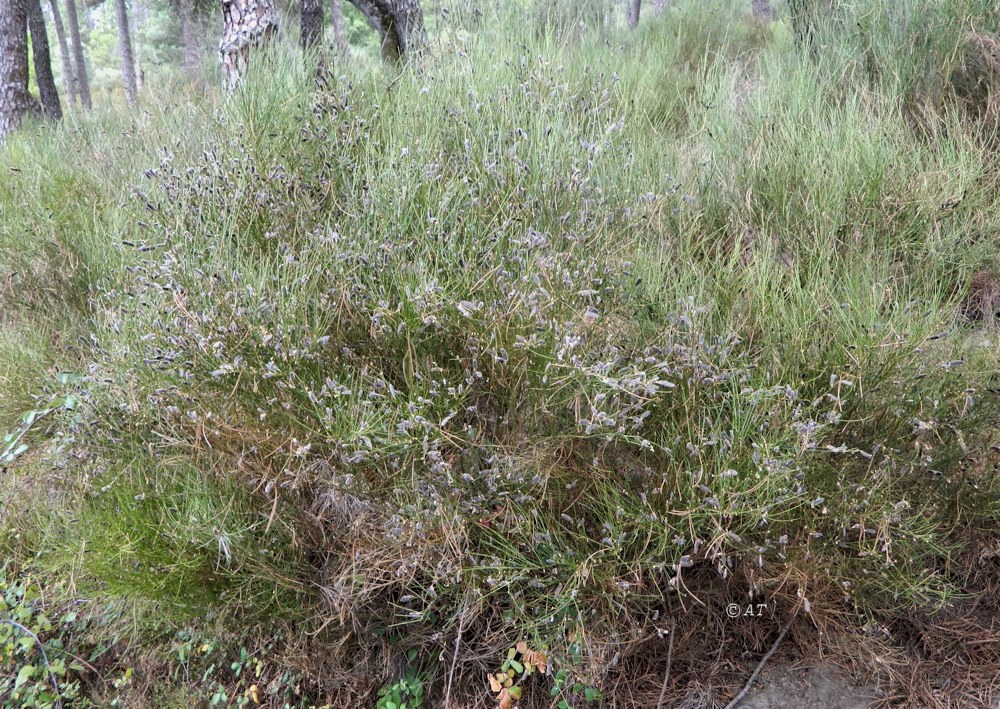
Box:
(736, 663), (881, 708)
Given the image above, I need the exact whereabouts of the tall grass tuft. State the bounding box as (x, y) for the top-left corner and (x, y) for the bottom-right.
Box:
(2, 1), (1000, 706)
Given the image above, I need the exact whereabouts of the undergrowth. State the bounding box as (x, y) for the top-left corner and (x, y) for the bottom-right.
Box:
(2, 1), (1000, 707)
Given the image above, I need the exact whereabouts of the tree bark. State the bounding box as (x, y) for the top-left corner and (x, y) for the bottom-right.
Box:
(345, 0), (425, 64)
(131, 0), (145, 91)
(329, 0), (347, 61)
(26, 0), (62, 119)
(47, 0), (75, 106)
(220, 0), (278, 90)
(626, 0), (640, 30)
(65, 0), (91, 109)
(0, 0), (36, 137)
(115, 0), (137, 105)
(752, 0), (775, 20)
(301, 0), (323, 49)
(789, 0), (817, 51)
(178, 0), (201, 80)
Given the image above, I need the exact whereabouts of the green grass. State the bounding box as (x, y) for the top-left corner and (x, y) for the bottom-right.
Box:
(2, 1), (1000, 706)
(0, 324), (51, 425)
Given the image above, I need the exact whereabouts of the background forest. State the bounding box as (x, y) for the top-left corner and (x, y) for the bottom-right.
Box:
(21, 0), (404, 104)
(3, 0), (1000, 707)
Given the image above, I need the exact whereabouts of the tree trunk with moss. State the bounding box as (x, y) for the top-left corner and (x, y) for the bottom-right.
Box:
(26, 0), (62, 119)
(346, 0), (425, 64)
(177, 0), (201, 81)
(65, 0), (91, 109)
(0, 0), (36, 137)
(47, 0), (75, 106)
(115, 0), (138, 104)
(131, 0), (145, 91)
(626, 0), (640, 30)
(752, 0), (774, 20)
(301, 0), (323, 49)
(220, 0), (279, 89)
(330, 0), (348, 61)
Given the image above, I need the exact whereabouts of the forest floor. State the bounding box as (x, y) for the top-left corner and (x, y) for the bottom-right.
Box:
(740, 664), (881, 709)
(4, 1), (1000, 707)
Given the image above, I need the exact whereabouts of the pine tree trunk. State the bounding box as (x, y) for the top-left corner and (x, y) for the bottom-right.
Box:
(115, 0), (137, 105)
(789, 0), (816, 51)
(0, 0), (36, 137)
(329, 0), (348, 61)
(178, 0), (201, 80)
(47, 0), (75, 107)
(134, 50), (143, 90)
(26, 0), (62, 119)
(626, 0), (640, 30)
(752, 0), (775, 20)
(346, 0), (425, 64)
(131, 0), (145, 91)
(65, 0), (91, 109)
(220, 0), (278, 90)
(301, 0), (323, 49)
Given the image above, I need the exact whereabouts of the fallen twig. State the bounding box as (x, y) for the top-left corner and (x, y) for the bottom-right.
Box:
(2, 618), (63, 709)
(444, 596), (470, 709)
(655, 614), (676, 709)
(722, 610), (799, 709)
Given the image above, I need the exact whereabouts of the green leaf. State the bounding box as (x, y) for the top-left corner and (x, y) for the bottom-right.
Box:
(402, 333), (416, 392)
(4, 443), (28, 461)
(510, 660), (524, 674)
(15, 664), (35, 688)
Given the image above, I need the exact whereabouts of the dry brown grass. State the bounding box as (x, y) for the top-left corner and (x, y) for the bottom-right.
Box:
(960, 268), (1000, 326)
(951, 31), (1000, 125)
